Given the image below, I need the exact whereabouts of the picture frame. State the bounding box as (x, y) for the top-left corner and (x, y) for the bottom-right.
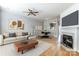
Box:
(49, 22), (56, 30)
(9, 19), (24, 30)
(18, 20), (24, 30)
(9, 20), (17, 29)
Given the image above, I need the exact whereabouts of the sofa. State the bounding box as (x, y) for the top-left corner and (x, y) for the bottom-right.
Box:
(0, 32), (30, 45)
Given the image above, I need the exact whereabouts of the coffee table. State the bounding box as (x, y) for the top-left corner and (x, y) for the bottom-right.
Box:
(14, 39), (38, 54)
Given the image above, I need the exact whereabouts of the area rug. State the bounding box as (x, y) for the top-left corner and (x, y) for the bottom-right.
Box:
(0, 40), (52, 56)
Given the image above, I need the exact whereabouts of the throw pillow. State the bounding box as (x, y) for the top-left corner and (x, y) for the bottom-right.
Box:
(3, 33), (9, 39)
(9, 33), (16, 37)
(3, 35), (6, 39)
(22, 32), (28, 36)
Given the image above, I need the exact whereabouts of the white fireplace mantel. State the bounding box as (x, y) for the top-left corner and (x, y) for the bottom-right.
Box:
(60, 26), (79, 52)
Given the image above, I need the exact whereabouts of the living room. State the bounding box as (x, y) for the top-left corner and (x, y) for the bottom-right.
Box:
(0, 3), (78, 56)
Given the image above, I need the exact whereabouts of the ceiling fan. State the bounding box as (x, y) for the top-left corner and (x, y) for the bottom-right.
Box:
(24, 9), (39, 16)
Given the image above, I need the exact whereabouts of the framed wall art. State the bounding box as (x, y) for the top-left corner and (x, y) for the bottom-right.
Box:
(9, 19), (24, 30)
(18, 20), (24, 30)
(9, 20), (17, 29)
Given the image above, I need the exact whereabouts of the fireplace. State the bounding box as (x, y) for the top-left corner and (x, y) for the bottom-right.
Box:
(62, 34), (73, 49)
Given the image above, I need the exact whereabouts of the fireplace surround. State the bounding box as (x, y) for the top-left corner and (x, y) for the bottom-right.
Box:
(61, 31), (75, 52)
(62, 34), (73, 49)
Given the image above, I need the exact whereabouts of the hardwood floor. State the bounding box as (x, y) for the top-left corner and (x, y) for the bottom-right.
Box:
(37, 36), (79, 56)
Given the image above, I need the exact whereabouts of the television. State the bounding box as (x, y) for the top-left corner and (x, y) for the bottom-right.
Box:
(62, 10), (78, 26)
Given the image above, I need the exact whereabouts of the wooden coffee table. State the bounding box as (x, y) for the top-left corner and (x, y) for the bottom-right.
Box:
(14, 39), (38, 54)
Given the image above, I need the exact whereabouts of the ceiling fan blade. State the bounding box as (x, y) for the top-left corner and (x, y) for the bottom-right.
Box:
(27, 13), (31, 16)
(23, 10), (30, 13)
(34, 12), (38, 13)
(32, 13), (36, 16)
(28, 9), (32, 12)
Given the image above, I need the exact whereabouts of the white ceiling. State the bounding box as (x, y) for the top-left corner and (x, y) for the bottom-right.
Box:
(1, 3), (73, 20)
